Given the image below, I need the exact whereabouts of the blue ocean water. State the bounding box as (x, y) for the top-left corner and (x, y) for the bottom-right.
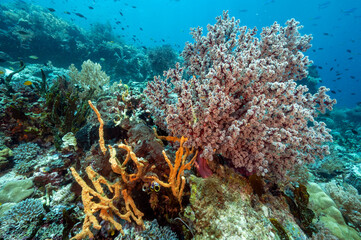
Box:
(3, 0), (359, 107)
(0, 0), (361, 239)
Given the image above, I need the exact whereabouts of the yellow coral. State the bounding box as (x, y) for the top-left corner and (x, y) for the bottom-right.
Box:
(70, 167), (144, 240)
(88, 100), (106, 154)
(150, 135), (197, 205)
(70, 101), (197, 239)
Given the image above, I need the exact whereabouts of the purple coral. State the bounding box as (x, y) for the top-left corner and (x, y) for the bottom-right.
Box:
(145, 11), (336, 179)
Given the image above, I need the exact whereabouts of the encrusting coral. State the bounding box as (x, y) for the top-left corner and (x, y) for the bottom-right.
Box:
(70, 100), (197, 239)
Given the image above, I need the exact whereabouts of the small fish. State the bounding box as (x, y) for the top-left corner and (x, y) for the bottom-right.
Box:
(119, 11), (123, 16)
(116, 21), (121, 25)
(331, 90), (336, 94)
(131, 5), (137, 8)
(29, 55), (39, 59)
(150, 181), (160, 192)
(64, 11), (71, 15)
(161, 39), (165, 42)
(323, 33), (329, 36)
(88, 6), (94, 9)
(343, 8), (357, 14)
(121, 27), (125, 30)
(350, 76), (355, 79)
(48, 8), (56, 12)
(351, 129), (358, 135)
(239, 9), (248, 13)
(100, 58), (105, 61)
(318, 1), (331, 9)
(17, 30), (30, 35)
(356, 102), (361, 106)
(311, 16), (321, 20)
(317, 66), (323, 69)
(0, 70), (4, 74)
(75, 13), (87, 19)
(139, 27), (143, 31)
(24, 81), (33, 86)
(330, 67), (333, 71)
(346, 49), (351, 53)
(351, 93), (356, 95)
(318, 48), (324, 50)
(337, 77), (341, 80)
(348, 57), (353, 60)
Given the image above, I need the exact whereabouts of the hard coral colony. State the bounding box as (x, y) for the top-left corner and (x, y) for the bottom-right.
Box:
(0, 2), (360, 240)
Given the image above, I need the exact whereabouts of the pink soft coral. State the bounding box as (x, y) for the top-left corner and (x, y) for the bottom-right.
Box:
(145, 11), (336, 179)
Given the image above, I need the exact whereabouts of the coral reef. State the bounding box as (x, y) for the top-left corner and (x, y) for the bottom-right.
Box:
(45, 75), (91, 149)
(114, 219), (178, 240)
(112, 44), (152, 82)
(0, 147), (12, 171)
(324, 181), (361, 232)
(0, 198), (46, 240)
(0, 2), (360, 239)
(0, 2), (175, 83)
(147, 45), (179, 75)
(307, 182), (361, 240)
(145, 11), (336, 179)
(70, 101), (197, 239)
(68, 59), (110, 98)
(283, 184), (317, 236)
(183, 174), (276, 239)
(12, 142), (41, 174)
(0, 178), (34, 204)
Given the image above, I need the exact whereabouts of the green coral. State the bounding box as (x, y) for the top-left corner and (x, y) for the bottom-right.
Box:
(34, 222), (64, 240)
(308, 182), (361, 240)
(14, 159), (36, 174)
(0, 179), (34, 203)
(0, 198), (45, 240)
